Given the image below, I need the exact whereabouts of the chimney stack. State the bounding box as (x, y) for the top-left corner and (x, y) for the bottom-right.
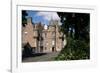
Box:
(27, 17), (32, 24)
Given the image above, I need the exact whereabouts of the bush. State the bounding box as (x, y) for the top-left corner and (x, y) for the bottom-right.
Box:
(55, 37), (90, 60)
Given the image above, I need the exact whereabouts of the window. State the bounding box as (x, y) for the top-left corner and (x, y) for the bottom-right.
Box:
(45, 47), (47, 50)
(52, 32), (55, 37)
(44, 33), (47, 38)
(52, 40), (55, 46)
(32, 47), (36, 53)
(46, 43), (48, 46)
(24, 31), (28, 34)
(40, 46), (43, 52)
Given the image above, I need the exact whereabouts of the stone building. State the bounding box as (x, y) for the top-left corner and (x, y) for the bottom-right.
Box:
(22, 17), (66, 53)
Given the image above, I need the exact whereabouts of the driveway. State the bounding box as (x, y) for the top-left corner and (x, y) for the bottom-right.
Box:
(22, 52), (60, 62)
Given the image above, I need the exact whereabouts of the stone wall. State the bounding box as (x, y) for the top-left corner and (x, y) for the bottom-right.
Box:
(22, 17), (66, 53)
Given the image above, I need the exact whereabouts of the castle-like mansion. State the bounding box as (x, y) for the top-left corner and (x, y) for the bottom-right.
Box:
(22, 17), (66, 53)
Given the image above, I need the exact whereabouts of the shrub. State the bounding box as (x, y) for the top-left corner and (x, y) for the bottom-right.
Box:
(55, 37), (90, 60)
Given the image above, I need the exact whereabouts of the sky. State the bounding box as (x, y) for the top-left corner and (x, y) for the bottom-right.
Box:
(26, 10), (61, 25)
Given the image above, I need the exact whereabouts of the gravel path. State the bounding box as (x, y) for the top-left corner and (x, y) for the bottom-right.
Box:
(22, 52), (60, 62)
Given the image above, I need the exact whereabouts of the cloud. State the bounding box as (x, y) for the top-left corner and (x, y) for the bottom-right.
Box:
(36, 12), (60, 21)
(27, 11), (62, 25)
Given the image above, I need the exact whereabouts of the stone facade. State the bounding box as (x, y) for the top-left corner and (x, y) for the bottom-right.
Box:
(22, 17), (66, 53)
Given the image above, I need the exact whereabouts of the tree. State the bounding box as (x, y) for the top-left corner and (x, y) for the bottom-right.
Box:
(57, 12), (90, 41)
(55, 12), (90, 60)
(22, 10), (28, 27)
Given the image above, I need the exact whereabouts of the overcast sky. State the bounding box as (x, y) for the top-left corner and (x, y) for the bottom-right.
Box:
(26, 10), (61, 25)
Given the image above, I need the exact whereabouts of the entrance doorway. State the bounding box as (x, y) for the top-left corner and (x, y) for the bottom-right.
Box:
(52, 47), (55, 52)
(40, 46), (43, 52)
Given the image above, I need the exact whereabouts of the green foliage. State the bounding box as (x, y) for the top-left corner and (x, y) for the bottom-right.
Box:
(55, 37), (90, 60)
(56, 12), (90, 60)
(22, 10), (28, 27)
